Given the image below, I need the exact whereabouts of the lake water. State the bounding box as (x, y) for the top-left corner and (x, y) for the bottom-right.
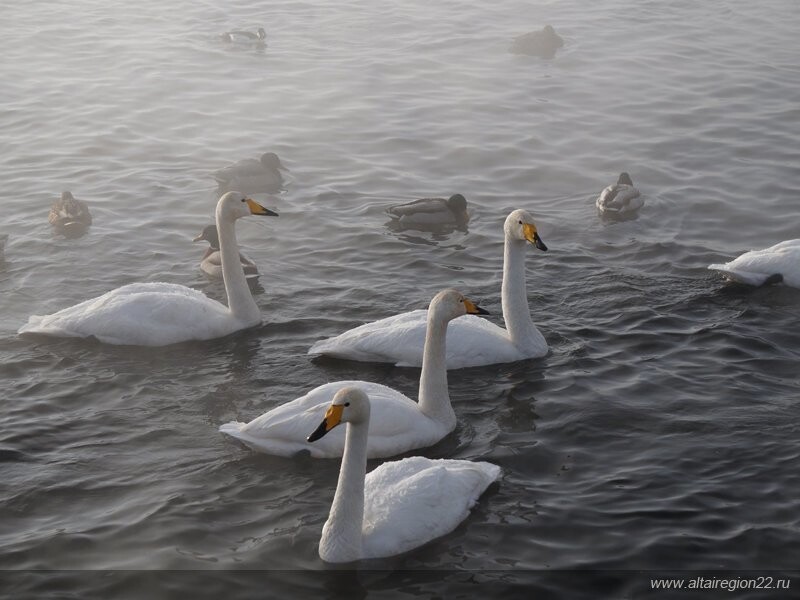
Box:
(1, 0), (799, 597)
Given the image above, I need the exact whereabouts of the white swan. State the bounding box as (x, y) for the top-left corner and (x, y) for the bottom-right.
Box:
(307, 386), (500, 563)
(387, 194), (469, 228)
(18, 192), (278, 346)
(595, 172), (643, 217)
(219, 289), (489, 458)
(510, 25), (564, 59)
(213, 152), (286, 193)
(308, 209), (549, 369)
(193, 223), (259, 280)
(708, 240), (800, 288)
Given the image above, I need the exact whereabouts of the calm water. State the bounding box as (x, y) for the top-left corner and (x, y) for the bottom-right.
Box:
(2, 0), (799, 597)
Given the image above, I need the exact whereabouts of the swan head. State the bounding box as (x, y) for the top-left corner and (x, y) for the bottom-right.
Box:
(193, 224), (220, 249)
(429, 288), (489, 322)
(216, 191), (278, 221)
(504, 209), (547, 251)
(617, 172), (634, 186)
(307, 386), (370, 442)
(259, 152), (286, 171)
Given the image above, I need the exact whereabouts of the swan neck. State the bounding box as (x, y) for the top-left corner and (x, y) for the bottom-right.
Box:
(215, 210), (260, 324)
(502, 237), (537, 348)
(319, 420), (367, 562)
(417, 310), (455, 426)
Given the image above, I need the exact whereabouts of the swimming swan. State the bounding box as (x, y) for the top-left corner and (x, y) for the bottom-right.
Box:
(708, 239), (800, 288)
(387, 194), (469, 228)
(307, 386), (500, 563)
(19, 192), (277, 346)
(595, 172), (642, 217)
(510, 25), (563, 59)
(219, 289), (489, 458)
(49, 191), (92, 238)
(193, 223), (259, 280)
(213, 152), (286, 193)
(308, 209), (548, 369)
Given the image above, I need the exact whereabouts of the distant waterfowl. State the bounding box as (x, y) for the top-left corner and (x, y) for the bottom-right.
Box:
(708, 240), (800, 288)
(309, 209), (549, 369)
(193, 224), (259, 280)
(595, 172), (643, 217)
(213, 152), (286, 193)
(387, 194), (469, 228)
(220, 289), (489, 458)
(221, 27), (266, 44)
(510, 25), (563, 59)
(49, 191), (92, 238)
(19, 192), (277, 346)
(308, 386), (500, 563)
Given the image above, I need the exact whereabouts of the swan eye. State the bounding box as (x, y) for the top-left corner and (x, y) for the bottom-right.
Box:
(241, 198), (246, 203)
(518, 220), (523, 224)
(344, 402), (350, 407)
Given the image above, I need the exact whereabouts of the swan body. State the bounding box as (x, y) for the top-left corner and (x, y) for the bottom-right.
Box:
(387, 194), (469, 228)
(510, 25), (563, 58)
(708, 239), (800, 288)
(193, 224), (259, 280)
(309, 209), (549, 369)
(213, 152), (286, 193)
(308, 387), (500, 563)
(221, 27), (266, 44)
(596, 172), (642, 217)
(49, 191), (92, 237)
(19, 192), (277, 346)
(220, 289), (489, 458)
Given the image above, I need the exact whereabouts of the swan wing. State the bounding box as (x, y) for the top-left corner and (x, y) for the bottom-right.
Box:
(360, 457), (500, 559)
(309, 310), (527, 369)
(18, 282), (238, 346)
(219, 380), (446, 459)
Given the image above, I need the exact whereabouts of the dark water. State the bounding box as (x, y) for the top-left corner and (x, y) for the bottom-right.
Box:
(1, 0), (799, 597)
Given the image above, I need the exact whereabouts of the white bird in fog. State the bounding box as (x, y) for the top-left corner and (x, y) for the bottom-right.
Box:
(221, 27), (266, 44)
(212, 152), (286, 193)
(708, 239), (800, 288)
(307, 386), (500, 563)
(19, 192), (277, 346)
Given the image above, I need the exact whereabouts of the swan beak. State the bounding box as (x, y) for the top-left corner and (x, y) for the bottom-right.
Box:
(464, 298), (490, 316)
(307, 403), (345, 442)
(246, 198), (279, 217)
(522, 223), (547, 251)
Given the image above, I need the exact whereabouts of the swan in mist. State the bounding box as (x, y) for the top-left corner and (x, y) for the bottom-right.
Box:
(220, 289), (489, 458)
(213, 152), (286, 193)
(19, 192), (277, 346)
(309, 209), (549, 369)
(510, 25), (563, 59)
(221, 28), (266, 44)
(708, 240), (800, 288)
(307, 386), (500, 563)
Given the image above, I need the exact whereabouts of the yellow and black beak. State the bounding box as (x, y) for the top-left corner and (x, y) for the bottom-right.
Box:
(307, 403), (345, 442)
(522, 223), (547, 251)
(463, 297), (490, 316)
(246, 198), (279, 217)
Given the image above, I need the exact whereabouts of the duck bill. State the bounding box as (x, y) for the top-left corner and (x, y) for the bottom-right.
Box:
(522, 223), (547, 251)
(246, 198), (279, 216)
(307, 404), (345, 442)
(192, 232), (206, 243)
(463, 298), (490, 316)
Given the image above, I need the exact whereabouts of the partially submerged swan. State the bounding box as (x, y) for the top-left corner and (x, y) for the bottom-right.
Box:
(596, 172), (643, 217)
(49, 191), (92, 238)
(213, 152), (286, 193)
(387, 194), (469, 228)
(309, 209), (549, 369)
(308, 386), (500, 563)
(708, 239), (800, 288)
(19, 192), (277, 345)
(193, 224), (259, 280)
(220, 289), (489, 458)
